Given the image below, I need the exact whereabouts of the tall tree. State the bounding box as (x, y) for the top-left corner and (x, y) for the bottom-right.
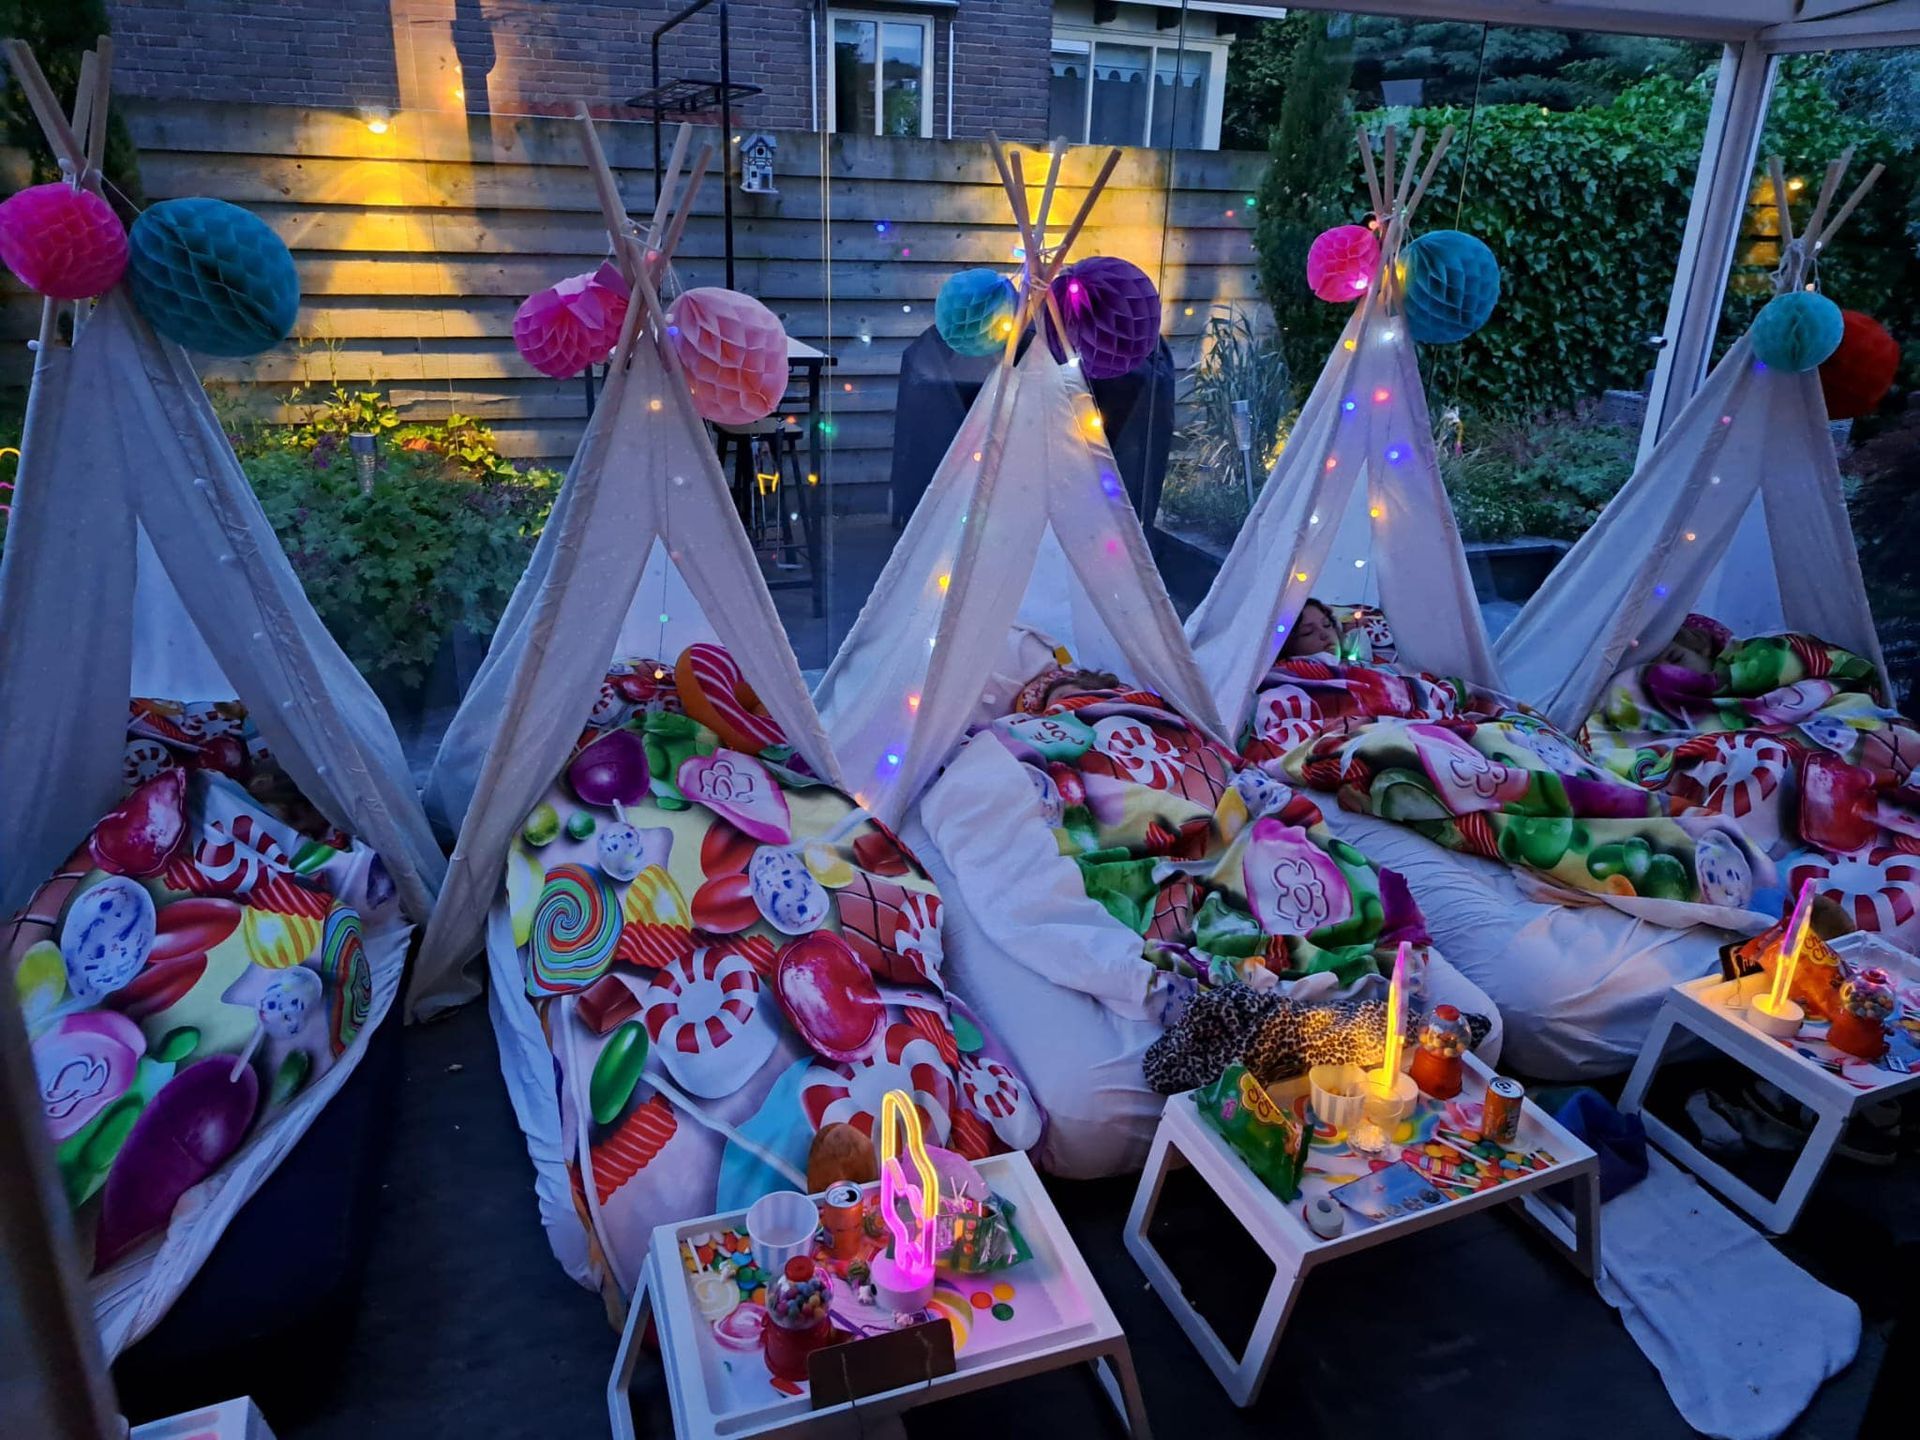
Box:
(1251, 13), (1356, 374)
(0, 0), (142, 200)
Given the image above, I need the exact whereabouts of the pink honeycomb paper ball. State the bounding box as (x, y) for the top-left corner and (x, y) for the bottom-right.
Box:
(1305, 224), (1380, 303)
(514, 262), (631, 378)
(666, 286), (789, 425)
(0, 182), (128, 300)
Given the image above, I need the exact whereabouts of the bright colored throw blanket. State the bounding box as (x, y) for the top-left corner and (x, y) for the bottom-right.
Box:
(1587, 631), (1920, 947)
(974, 679), (1432, 999)
(500, 649), (1042, 1298)
(1248, 658), (1770, 921)
(8, 699), (395, 1277)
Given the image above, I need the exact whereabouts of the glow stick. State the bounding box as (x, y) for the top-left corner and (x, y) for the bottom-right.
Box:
(1766, 878), (1817, 1015)
(1377, 941), (1409, 1096)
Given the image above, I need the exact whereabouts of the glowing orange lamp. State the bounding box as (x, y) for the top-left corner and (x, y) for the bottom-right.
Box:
(871, 1088), (939, 1312)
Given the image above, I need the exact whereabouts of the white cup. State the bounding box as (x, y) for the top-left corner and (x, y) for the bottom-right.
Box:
(745, 1189), (820, 1278)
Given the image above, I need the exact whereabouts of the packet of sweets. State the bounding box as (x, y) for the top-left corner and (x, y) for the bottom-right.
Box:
(1194, 1061), (1310, 1201)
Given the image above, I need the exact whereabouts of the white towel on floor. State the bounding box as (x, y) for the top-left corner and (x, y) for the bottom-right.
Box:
(1598, 1153), (1859, 1439)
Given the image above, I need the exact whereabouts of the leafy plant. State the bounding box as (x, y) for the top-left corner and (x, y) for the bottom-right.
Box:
(1439, 404), (1637, 542)
(1174, 307), (1294, 484)
(246, 440), (555, 690)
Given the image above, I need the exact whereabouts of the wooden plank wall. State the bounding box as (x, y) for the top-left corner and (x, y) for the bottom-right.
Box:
(108, 100), (1268, 511)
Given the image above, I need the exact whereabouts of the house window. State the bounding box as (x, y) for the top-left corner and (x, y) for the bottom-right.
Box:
(1050, 25), (1227, 150)
(830, 11), (932, 137)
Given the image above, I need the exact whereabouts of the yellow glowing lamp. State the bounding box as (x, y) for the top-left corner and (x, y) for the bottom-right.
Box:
(871, 1088), (940, 1310)
(1751, 879), (1816, 1037)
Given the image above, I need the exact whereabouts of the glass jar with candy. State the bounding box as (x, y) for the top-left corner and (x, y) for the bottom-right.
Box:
(763, 1256), (833, 1381)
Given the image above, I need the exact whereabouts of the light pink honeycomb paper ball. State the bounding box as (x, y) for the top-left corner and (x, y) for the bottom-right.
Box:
(0, 182), (128, 300)
(665, 286), (789, 425)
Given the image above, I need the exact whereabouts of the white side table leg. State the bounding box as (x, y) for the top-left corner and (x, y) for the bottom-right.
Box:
(1226, 1251), (1309, 1408)
(1618, 1001), (1682, 1116)
(607, 1264), (653, 1440)
(1762, 1104), (1848, 1236)
(1091, 1341), (1154, 1439)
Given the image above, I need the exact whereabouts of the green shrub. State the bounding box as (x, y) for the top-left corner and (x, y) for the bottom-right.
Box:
(1440, 405), (1637, 542)
(244, 429), (555, 691)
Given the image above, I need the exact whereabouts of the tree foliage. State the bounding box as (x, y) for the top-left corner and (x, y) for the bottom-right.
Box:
(0, 0), (142, 200)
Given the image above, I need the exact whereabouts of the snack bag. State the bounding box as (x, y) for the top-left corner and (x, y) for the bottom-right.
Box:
(1195, 1062), (1311, 1201)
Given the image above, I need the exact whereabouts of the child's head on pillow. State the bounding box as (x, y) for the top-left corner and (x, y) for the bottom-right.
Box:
(1655, 613), (1731, 676)
(1281, 598), (1341, 659)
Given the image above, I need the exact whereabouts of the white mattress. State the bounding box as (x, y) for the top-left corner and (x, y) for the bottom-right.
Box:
(1314, 806), (1735, 1080)
(906, 737), (1506, 1180)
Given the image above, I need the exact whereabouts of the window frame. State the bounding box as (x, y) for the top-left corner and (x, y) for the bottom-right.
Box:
(1050, 21), (1231, 150)
(827, 8), (936, 139)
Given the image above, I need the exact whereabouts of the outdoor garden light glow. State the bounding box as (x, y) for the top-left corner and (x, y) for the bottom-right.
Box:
(871, 1089), (939, 1311)
(365, 110), (391, 134)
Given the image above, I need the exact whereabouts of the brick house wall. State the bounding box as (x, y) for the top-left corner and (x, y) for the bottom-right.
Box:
(105, 0), (1049, 138)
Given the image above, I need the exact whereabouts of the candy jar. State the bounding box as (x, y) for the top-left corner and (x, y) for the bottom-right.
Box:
(1410, 1004), (1469, 1100)
(1829, 967), (1895, 1061)
(763, 1256), (833, 1382)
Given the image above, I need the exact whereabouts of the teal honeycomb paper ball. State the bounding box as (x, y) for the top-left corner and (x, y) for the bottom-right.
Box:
(1750, 290), (1844, 373)
(1400, 230), (1500, 345)
(936, 268), (1018, 357)
(127, 197), (300, 357)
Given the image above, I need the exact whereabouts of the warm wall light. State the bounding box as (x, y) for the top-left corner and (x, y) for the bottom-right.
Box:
(364, 109), (392, 135)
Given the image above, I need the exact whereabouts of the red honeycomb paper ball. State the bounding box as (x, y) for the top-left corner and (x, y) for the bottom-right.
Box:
(666, 287), (789, 425)
(0, 182), (128, 300)
(1820, 310), (1898, 421)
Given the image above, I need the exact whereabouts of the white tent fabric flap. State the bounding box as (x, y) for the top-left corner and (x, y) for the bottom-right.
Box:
(0, 289), (445, 923)
(416, 332), (845, 1018)
(815, 344), (1226, 825)
(1185, 280), (1501, 739)
(1496, 332), (1889, 731)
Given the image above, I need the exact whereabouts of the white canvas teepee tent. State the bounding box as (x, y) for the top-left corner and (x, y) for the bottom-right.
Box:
(0, 42), (444, 924)
(1185, 124), (1501, 738)
(815, 139), (1225, 826)
(1498, 151), (1891, 732)
(415, 114), (843, 1018)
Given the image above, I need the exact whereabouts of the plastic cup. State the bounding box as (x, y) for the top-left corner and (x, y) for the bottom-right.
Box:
(746, 1189), (821, 1278)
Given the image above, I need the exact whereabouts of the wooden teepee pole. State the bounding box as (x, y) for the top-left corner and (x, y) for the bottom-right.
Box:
(1356, 125), (1385, 217)
(1812, 161), (1884, 253)
(1404, 124), (1454, 225)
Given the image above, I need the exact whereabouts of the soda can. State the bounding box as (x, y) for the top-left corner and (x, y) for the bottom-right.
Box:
(1483, 1076), (1524, 1148)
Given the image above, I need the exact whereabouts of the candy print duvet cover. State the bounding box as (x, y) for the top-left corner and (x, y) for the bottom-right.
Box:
(1247, 657), (1775, 928)
(972, 681), (1433, 1007)
(1588, 631), (1920, 949)
(7, 699), (405, 1355)
(490, 648), (1043, 1300)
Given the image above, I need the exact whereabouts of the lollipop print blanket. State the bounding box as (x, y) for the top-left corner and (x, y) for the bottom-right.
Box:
(1246, 657), (1773, 927)
(972, 677), (1432, 1003)
(7, 698), (403, 1355)
(1587, 628), (1920, 949)
(490, 646), (1044, 1300)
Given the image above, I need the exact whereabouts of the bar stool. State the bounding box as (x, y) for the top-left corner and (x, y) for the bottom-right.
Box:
(714, 416), (822, 616)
